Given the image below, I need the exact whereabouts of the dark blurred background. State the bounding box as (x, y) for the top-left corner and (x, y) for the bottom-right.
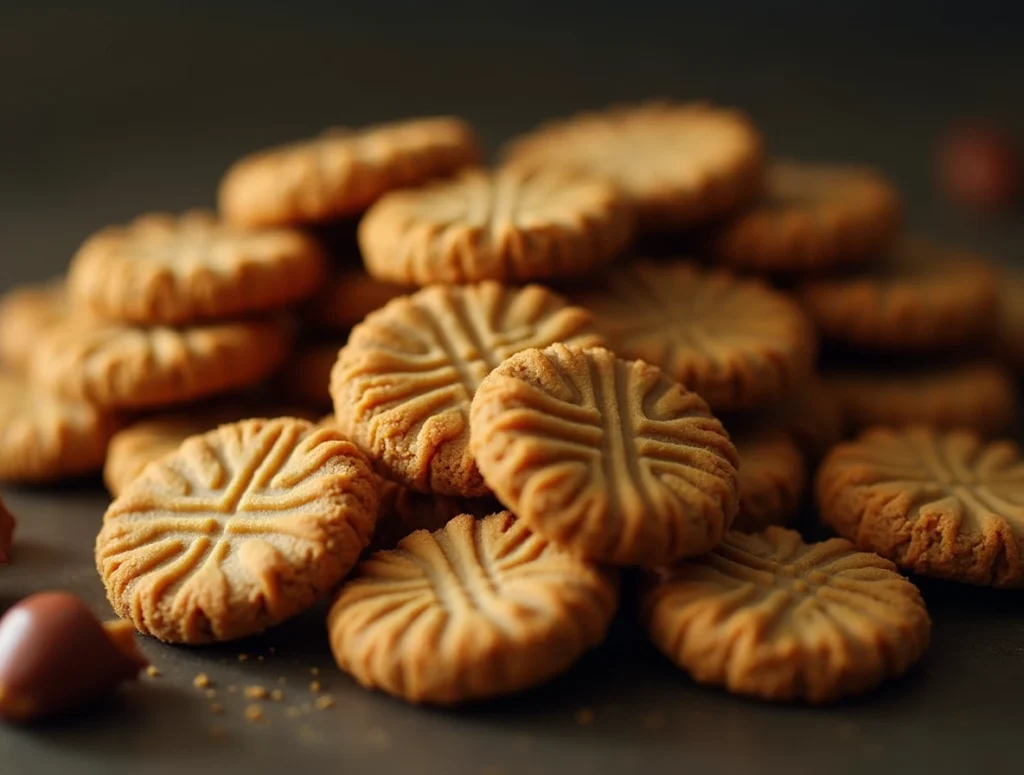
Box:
(2, 1), (1022, 285)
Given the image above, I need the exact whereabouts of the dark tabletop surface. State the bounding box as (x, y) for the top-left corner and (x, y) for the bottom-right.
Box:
(1, 3), (1023, 773)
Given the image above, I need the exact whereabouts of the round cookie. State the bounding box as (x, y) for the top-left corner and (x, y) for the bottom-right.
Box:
(96, 418), (377, 643)
(0, 278), (68, 370)
(219, 117), (481, 228)
(731, 429), (806, 533)
(822, 360), (1017, 437)
(709, 160), (901, 273)
(370, 476), (501, 552)
(358, 166), (635, 285)
(470, 344), (740, 566)
(327, 511), (618, 704)
(817, 427), (1024, 587)
(302, 269), (413, 333)
(331, 282), (603, 496)
(68, 211), (327, 325)
(277, 342), (343, 410)
(503, 101), (764, 231)
(571, 260), (817, 411)
(30, 316), (291, 410)
(0, 371), (119, 483)
(103, 402), (317, 496)
(798, 237), (997, 352)
(641, 527), (931, 703)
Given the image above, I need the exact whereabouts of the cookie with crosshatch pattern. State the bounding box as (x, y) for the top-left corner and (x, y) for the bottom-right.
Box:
(470, 344), (740, 565)
(817, 427), (1024, 587)
(330, 282), (603, 496)
(641, 527), (931, 703)
(95, 418), (377, 643)
(328, 511), (618, 704)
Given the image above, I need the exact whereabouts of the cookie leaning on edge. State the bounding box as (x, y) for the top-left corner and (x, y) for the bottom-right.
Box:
(219, 117), (481, 228)
(730, 428), (806, 533)
(359, 166), (635, 285)
(68, 211), (327, 325)
(331, 282), (604, 496)
(96, 418), (378, 643)
(470, 344), (740, 565)
(817, 427), (1024, 587)
(327, 511), (618, 704)
(641, 527), (931, 703)
(503, 101), (764, 231)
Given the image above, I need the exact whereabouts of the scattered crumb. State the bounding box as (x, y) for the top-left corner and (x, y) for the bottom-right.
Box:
(270, 689), (284, 702)
(227, 685), (237, 694)
(193, 673), (211, 689)
(314, 695), (335, 710)
(245, 704), (264, 723)
(367, 727), (391, 748)
(145, 665), (161, 678)
(575, 707), (595, 727)
(209, 703), (225, 715)
(244, 685), (268, 700)
(310, 667), (320, 676)
(238, 653), (249, 662)
(205, 689), (217, 700)
(309, 680), (322, 693)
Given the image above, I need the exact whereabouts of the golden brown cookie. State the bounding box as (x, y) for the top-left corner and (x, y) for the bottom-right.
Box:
(277, 342), (342, 409)
(219, 117), (481, 228)
(641, 527), (931, 703)
(822, 360), (1017, 437)
(0, 371), (119, 483)
(0, 279), (68, 370)
(995, 270), (1024, 372)
(331, 282), (603, 496)
(470, 344), (740, 565)
(302, 269), (413, 333)
(67, 211), (327, 325)
(103, 402), (318, 496)
(503, 101), (764, 231)
(708, 160), (901, 272)
(798, 237), (997, 351)
(358, 166), (635, 285)
(731, 429), (806, 533)
(817, 427), (1024, 587)
(370, 476), (500, 552)
(571, 260), (817, 411)
(96, 418), (377, 643)
(327, 511), (617, 704)
(30, 316), (291, 410)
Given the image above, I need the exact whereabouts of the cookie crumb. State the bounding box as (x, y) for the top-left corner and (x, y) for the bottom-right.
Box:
(238, 653), (249, 662)
(244, 685), (268, 700)
(145, 665), (161, 678)
(314, 695), (335, 710)
(575, 707), (595, 727)
(245, 704), (264, 723)
(210, 703), (225, 715)
(193, 673), (211, 689)
(205, 688), (217, 699)
(309, 680), (322, 693)
(270, 689), (284, 702)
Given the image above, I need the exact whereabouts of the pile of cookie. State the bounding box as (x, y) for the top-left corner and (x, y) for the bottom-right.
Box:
(2, 103), (1023, 715)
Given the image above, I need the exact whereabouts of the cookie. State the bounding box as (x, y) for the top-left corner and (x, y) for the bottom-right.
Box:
(103, 402), (318, 496)
(219, 117), (481, 228)
(331, 282), (603, 496)
(0, 371), (119, 483)
(503, 101), (764, 231)
(327, 511), (617, 704)
(817, 427), (1024, 587)
(302, 269), (413, 333)
(370, 476), (500, 552)
(470, 344), (740, 565)
(822, 360), (1017, 437)
(995, 270), (1024, 372)
(96, 418), (377, 643)
(641, 527), (931, 703)
(277, 342), (342, 409)
(68, 211), (327, 325)
(0, 278), (68, 370)
(731, 429), (806, 533)
(708, 160), (901, 273)
(798, 237), (997, 351)
(30, 316), (291, 410)
(571, 260), (817, 411)
(358, 166), (635, 285)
